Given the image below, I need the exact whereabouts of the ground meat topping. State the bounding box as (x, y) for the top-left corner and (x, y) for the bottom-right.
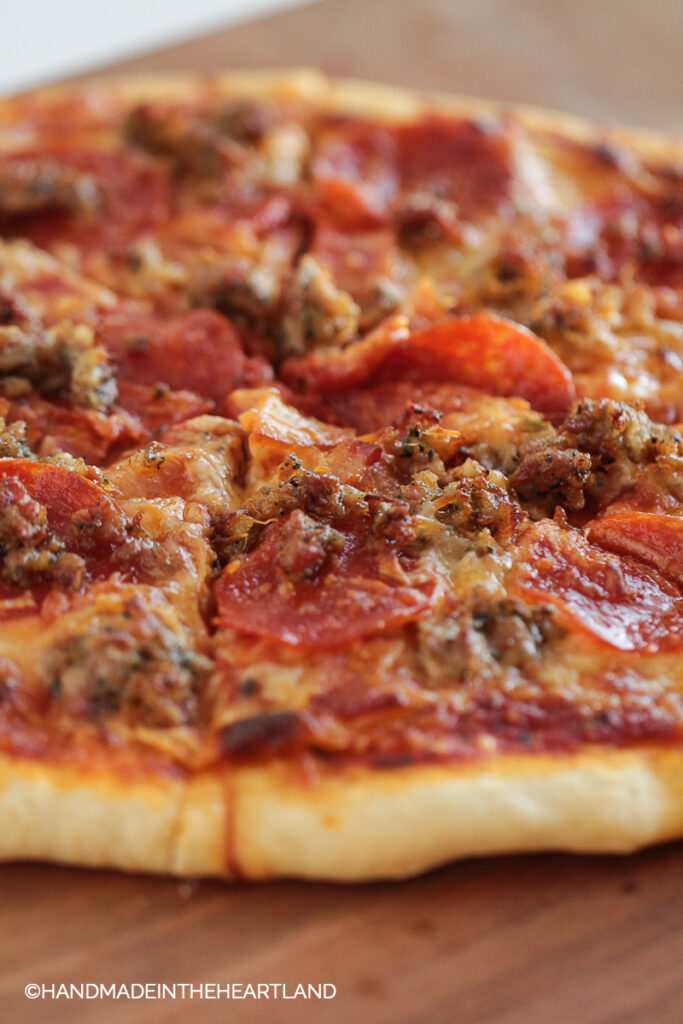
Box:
(0, 319), (116, 411)
(509, 444), (592, 517)
(0, 478), (86, 589)
(434, 466), (525, 543)
(415, 598), (562, 687)
(0, 417), (34, 459)
(0, 160), (100, 218)
(275, 508), (345, 580)
(278, 255), (360, 357)
(562, 397), (683, 505)
(43, 592), (209, 727)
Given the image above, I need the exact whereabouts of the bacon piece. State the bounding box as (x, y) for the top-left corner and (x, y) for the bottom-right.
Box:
(516, 520), (683, 652)
(587, 512), (683, 588)
(215, 514), (436, 649)
(98, 308), (271, 407)
(284, 313), (576, 416)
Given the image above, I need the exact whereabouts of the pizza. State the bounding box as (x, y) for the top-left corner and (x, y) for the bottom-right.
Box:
(0, 70), (683, 881)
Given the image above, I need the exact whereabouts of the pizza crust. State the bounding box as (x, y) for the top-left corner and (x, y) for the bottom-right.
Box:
(2, 748), (683, 880)
(0, 755), (230, 877)
(2, 68), (682, 163)
(1, 70), (683, 881)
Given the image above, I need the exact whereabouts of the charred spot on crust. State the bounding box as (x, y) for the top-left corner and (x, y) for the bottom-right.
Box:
(217, 710), (304, 757)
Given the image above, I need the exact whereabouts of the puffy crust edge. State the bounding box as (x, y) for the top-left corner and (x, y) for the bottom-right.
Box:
(2, 748), (683, 881)
(0, 68), (681, 163)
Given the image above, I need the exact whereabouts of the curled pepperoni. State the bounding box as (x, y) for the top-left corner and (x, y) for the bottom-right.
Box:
(0, 459), (119, 544)
(587, 513), (683, 588)
(284, 313), (575, 416)
(516, 520), (683, 652)
(98, 309), (271, 407)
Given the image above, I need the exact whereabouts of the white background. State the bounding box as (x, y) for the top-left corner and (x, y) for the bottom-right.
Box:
(1, 0), (302, 94)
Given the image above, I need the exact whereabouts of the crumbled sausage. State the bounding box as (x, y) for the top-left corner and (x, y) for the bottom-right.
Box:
(0, 160), (100, 218)
(563, 397), (681, 465)
(125, 100), (277, 178)
(0, 417), (33, 459)
(434, 469), (524, 543)
(0, 478), (86, 589)
(45, 593), (209, 726)
(416, 599), (561, 686)
(213, 466), (348, 565)
(562, 397), (683, 505)
(276, 509), (345, 579)
(509, 445), (592, 517)
(278, 256), (359, 356)
(0, 320), (116, 411)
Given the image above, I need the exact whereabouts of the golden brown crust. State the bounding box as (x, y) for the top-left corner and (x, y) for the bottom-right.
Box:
(1, 70), (683, 882)
(3, 749), (683, 880)
(2, 69), (679, 162)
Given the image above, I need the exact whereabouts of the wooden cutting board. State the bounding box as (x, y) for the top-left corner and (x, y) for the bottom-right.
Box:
(2, 3), (682, 1022)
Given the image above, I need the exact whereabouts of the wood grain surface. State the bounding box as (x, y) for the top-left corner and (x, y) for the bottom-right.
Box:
(2, 3), (683, 1023)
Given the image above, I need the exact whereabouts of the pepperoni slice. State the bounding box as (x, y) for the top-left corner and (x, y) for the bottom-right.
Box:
(2, 392), (143, 463)
(0, 459), (118, 539)
(516, 520), (683, 652)
(587, 513), (683, 588)
(311, 116), (512, 228)
(284, 313), (575, 416)
(0, 460), (127, 619)
(300, 380), (514, 433)
(566, 193), (683, 288)
(215, 514), (436, 649)
(2, 150), (171, 254)
(311, 125), (399, 226)
(98, 309), (271, 407)
(115, 381), (212, 437)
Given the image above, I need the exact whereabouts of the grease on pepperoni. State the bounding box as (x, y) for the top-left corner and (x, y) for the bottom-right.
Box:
(215, 512), (437, 649)
(284, 313), (575, 416)
(516, 519), (683, 652)
(587, 512), (683, 589)
(311, 116), (512, 229)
